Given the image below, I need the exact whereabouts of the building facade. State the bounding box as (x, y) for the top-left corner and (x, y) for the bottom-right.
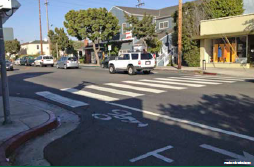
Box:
(21, 40), (50, 55)
(199, 14), (254, 68)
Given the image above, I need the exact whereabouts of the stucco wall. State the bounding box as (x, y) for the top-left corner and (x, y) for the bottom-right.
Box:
(21, 44), (50, 55)
(200, 14), (254, 37)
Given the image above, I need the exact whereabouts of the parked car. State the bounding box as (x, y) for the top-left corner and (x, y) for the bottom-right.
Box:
(6, 60), (14, 71)
(108, 52), (155, 75)
(14, 58), (21, 65)
(34, 55), (54, 67)
(20, 56), (35, 66)
(101, 56), (117, 68)
(56, 57), (79, 69)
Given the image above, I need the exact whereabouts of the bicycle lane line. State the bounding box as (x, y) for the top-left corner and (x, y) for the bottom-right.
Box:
(106, 102), (254, 142)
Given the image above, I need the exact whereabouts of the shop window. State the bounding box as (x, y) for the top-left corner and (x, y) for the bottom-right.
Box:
(236, 36), (247, 58)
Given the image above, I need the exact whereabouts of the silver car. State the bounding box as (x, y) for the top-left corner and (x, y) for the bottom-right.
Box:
(6, 61), (14, 71)
(56, 57), (79, 69)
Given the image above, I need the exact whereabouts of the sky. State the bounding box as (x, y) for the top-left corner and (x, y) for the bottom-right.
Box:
(3, 0), (194, 43)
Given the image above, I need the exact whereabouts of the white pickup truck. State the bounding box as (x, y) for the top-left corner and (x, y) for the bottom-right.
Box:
(108, 52), (155, 75)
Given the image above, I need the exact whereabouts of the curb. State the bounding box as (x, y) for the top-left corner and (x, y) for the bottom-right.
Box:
(0, 110), (59, 166)
(203, 72), (218, 75)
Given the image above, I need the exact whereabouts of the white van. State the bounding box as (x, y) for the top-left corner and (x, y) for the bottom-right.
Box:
(34, 55), (54, 67)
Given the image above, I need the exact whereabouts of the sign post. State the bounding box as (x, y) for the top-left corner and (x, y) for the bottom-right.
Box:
(0, 16), (11, 124)
(108, 45), (112, 57)
(0, 0), (20, 124)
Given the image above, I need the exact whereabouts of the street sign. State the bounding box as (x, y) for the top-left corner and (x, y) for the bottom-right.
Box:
(108, 45), (112, 51)
(0, 0), (21, 24)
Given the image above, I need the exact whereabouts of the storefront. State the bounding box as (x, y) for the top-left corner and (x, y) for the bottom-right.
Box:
(199, 14), (254, 68)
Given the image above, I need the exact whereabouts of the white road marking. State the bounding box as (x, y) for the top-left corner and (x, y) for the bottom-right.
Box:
(155, 78), (221, 85)
(122, 81), (186, 90)
(200, 144), (254, 165)
(194, 75), (253, 80)
(130, 145), (174, 163)
(169, 77), (235, 83)
(189, 76), (244, 81)
(105, 83), (166, 94)
(106, 102), (254, 142)
(139, 79), (205, 88)
(61, 88), (119, 102)
(36, 91), (88, 108)
(86, 85), (144, 97)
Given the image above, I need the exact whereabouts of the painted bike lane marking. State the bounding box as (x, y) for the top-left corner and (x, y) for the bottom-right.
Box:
(106, 102), (254, 142)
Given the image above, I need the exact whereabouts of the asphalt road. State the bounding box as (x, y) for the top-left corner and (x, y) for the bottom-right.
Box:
(3, 65), (254, 166)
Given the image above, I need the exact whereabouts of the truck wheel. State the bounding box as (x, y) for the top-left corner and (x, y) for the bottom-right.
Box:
(109, 65), (116, 74)
(143, 71), (151, 74)
(128, 65), (135, 75)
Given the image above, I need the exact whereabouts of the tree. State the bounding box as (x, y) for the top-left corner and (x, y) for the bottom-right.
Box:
(48, 28), (74, 57)
(146, 38), (162, 54)
(64, 8), (120, 65)
(125, 13), (157, 51)
(5, 39), (21, 55)
(205, 0), (244, 19)
(104, 42), (122, 56)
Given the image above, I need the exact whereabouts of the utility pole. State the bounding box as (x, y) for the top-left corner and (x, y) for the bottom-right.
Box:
(45, 0), (51, 55)
(38, 0), (44, 55)
(0, 15), (11, 124)
(178, 0), (182, 70)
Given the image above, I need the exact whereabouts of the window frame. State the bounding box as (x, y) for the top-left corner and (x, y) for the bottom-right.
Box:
(159, 21), (169, 30)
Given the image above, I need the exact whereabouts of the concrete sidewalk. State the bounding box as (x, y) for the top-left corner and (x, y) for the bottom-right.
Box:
(155, 66), (254, 78)
(0, 97), (51, 146)
(0, 97), (79, 166)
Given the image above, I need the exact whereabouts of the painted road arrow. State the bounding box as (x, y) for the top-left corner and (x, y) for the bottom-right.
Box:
(200, 144), (254, 166)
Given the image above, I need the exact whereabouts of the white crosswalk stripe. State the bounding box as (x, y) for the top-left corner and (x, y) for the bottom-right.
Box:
(139, 79), (205, 88)
(193, 75), (252, 80)
(155, 78), (221, 85)
(169, 77), (236, 83)
(122, 81), (186, 90)
(36, 91), (89, 108)
(189, 75), (245, 81)
(86, 85), (144, 97)
(105, 83), (166, 94)
(61, 88), (119, 102)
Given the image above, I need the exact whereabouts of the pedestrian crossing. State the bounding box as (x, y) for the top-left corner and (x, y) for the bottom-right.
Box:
(36, 75), (251, 108)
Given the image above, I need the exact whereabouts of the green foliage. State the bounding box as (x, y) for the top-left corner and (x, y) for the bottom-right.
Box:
(104, 42), (121, 56)
(172, 0), (244, 67)
(125, 13), (157, 50)
(64, 8), (120, 65)
(72, 41), (84, 50)
(5, 39), (20, 55)
(146, 38), (162, 54)
(48, 28), (75, 57)
(205, 0), (244, 19)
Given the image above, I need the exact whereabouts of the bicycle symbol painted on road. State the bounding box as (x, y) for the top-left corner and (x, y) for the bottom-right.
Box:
(92, 109), (148, 128)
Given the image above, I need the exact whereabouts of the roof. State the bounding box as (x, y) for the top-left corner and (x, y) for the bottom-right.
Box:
(115, 5), (178, 18)
(156, 29), (174, 40)
(159, 6), (178, 18)
(116, 6), (159, 16)
(21, 40), (48, 45)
